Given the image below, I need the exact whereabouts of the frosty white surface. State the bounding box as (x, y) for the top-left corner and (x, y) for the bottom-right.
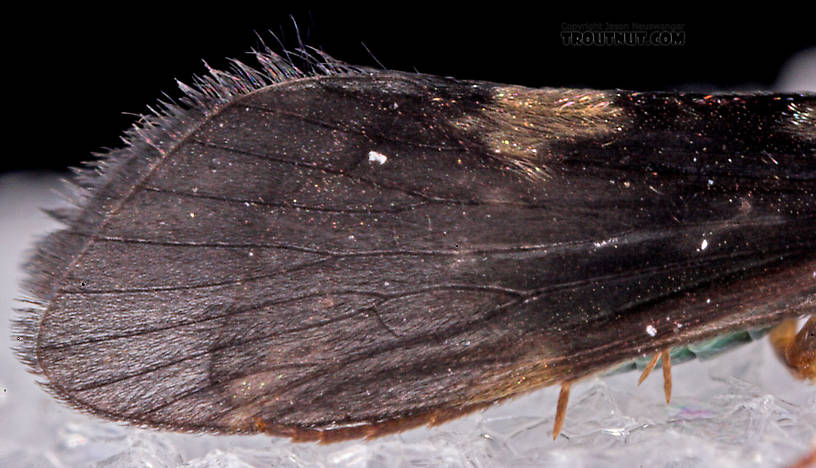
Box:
(2, 49), (814, 467)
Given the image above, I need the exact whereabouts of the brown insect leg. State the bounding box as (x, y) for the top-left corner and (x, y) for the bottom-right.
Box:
(637, 349), (672, 403)
(661, 349), (672, 404)
(789, 444), (816, 468)
(770, 316), (816, 381)
(638, 352), (661, 385)
(552, 381), (572, 440)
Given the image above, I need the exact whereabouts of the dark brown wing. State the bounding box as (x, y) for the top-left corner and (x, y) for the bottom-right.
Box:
(16, 54), (816, 441)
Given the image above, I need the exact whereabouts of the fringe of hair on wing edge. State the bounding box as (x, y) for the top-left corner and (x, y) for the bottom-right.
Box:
(11, 43), (369, 378)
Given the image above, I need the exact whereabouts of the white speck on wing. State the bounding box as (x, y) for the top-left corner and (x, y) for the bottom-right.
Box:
(368, 151), (388, 165)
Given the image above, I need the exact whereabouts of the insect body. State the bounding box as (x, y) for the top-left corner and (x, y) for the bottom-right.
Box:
(13, 47), (815, 442)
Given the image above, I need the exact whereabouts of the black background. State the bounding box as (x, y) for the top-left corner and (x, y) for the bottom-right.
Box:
(6, 7), (814, 174)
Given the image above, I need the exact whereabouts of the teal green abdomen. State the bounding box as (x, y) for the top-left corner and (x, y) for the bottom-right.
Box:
(606, 327), (772, 375)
